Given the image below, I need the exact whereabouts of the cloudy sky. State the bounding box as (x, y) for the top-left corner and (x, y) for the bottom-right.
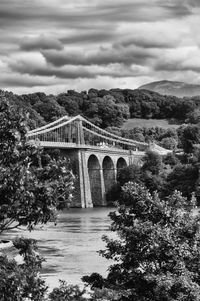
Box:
(1, 0), (200, 94)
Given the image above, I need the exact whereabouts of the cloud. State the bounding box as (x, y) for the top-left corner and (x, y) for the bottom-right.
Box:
(119, 38), (171, 49)
(20, 35), (64, 51)
(42, 44), (156, 67)
(8, 54), (149, 79)
(186, 0), (200, 8)
(0, 0), (193, 32)
(0, 0), (200, 94)
(0, 73), (56, 88)
(115, 22), (187, 49)
(158, 1), (192, 18)
(154, 46), (200, 72)
(60, 31), (117, 45)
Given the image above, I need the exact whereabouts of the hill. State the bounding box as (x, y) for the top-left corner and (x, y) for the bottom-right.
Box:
(139, 80), (200, 97)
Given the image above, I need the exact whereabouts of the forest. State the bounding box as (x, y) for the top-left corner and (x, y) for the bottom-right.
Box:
(1, 87), (200, 130)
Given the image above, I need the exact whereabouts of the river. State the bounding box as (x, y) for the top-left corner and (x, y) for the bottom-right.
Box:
(3, 207), (115, 289)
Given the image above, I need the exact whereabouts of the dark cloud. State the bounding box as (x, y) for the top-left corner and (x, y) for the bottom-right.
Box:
(105, 0), (191, 21)
(42, 45), (155, 67)
(8, 60), (94, 79)
(154, 60), (183, 72)
(61, 31), (117, 45)
(20, 35), (64, 51)
(116, 36), (178, 49)
(154, 57), (200, 73)
(159, 1), (192, 18)
(0, 74), (54, 88)
(0, 0), (193, 32)
(186, 0), (200, 8)
(8, 56), (147, 79)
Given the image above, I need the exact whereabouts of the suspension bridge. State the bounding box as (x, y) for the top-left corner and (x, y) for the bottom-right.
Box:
(28, 115), (168, 207)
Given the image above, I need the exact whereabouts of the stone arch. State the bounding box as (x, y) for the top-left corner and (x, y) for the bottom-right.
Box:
(87, 155), (102, 206)
(116, 157), (128, 180)
(102, 156), (115, 195)
(117, 157), (127, 169)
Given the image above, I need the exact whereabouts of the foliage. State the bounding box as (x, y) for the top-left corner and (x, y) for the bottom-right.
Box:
(160, 137), (178, 150)
(49, 280), (86, 301)
(122, 127), (145, 142)
(32, 94), (67, 122)
(0, 99), (74, 233)
(106, 164), (143, 204)
(57, 93), (81, 116)
(166, 164), (199, 200)
(0, 99), (74, 300)
(84, 183), (200, 301)
(163, 152), (180, 166)
(3, 87), (200, 134)
(90, 288), (121, 300)
(178, 125), (200, 154)
(0, 238), (47, 301)
(143, 171), (166, 194)
(117, 164), (142, 186)
(82, 97), (129, 128)
(142, 150), (163, 175)
(186, 108), (200, 124)
(123, 89), (196, 120)
(121, 126), (180, 148)
(110, 148), (199, 201)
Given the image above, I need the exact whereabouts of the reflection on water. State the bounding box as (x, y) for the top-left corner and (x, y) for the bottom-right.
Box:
(3, 208), (115, 289)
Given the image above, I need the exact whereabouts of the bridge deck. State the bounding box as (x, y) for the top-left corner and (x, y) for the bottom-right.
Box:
(38, 141), (145, 156)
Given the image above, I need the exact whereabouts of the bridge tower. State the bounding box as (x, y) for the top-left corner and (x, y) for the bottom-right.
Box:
(75, 117), (93, 208)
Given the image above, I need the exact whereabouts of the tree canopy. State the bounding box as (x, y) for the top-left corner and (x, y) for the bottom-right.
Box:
(84, 183), (200, 301)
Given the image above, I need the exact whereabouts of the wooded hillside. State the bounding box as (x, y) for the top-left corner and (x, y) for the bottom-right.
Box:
(1, 88), (200, 130)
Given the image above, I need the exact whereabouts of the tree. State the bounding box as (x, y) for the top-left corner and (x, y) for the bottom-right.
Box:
(0, 99), (74, 300)
(186, 108), (200, 124)
(143, 171), (166, 195)
(84, 183), (200, 301)
(160, 137), (178, 150)
(122, 127), (145, 142)
(166, 164), (199, 200)
(106, 164), (143, 205)
(0, 99), (74, 233)
(117, 164), (142, 186)
(163, 152), (180, 166)
(142, 150), (163, 175)
(179, 125), (200, 154)
(57, 93), (80, 116)
(33, 94), (67, 122)
(0, 238), (47, 301)
(83, 97), (128, 128)
(49, 280), (86, 301)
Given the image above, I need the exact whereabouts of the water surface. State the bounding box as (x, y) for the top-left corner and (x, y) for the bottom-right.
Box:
(4, 208), (115, 289)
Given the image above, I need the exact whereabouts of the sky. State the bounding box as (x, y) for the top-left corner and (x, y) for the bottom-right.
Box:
(1, 0), (200, 95)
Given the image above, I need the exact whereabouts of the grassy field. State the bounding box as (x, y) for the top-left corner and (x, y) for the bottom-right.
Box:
(122, 118), (181, 130)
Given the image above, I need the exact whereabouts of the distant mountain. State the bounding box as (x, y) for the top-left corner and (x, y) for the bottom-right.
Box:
(139, 80), (200, 97)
